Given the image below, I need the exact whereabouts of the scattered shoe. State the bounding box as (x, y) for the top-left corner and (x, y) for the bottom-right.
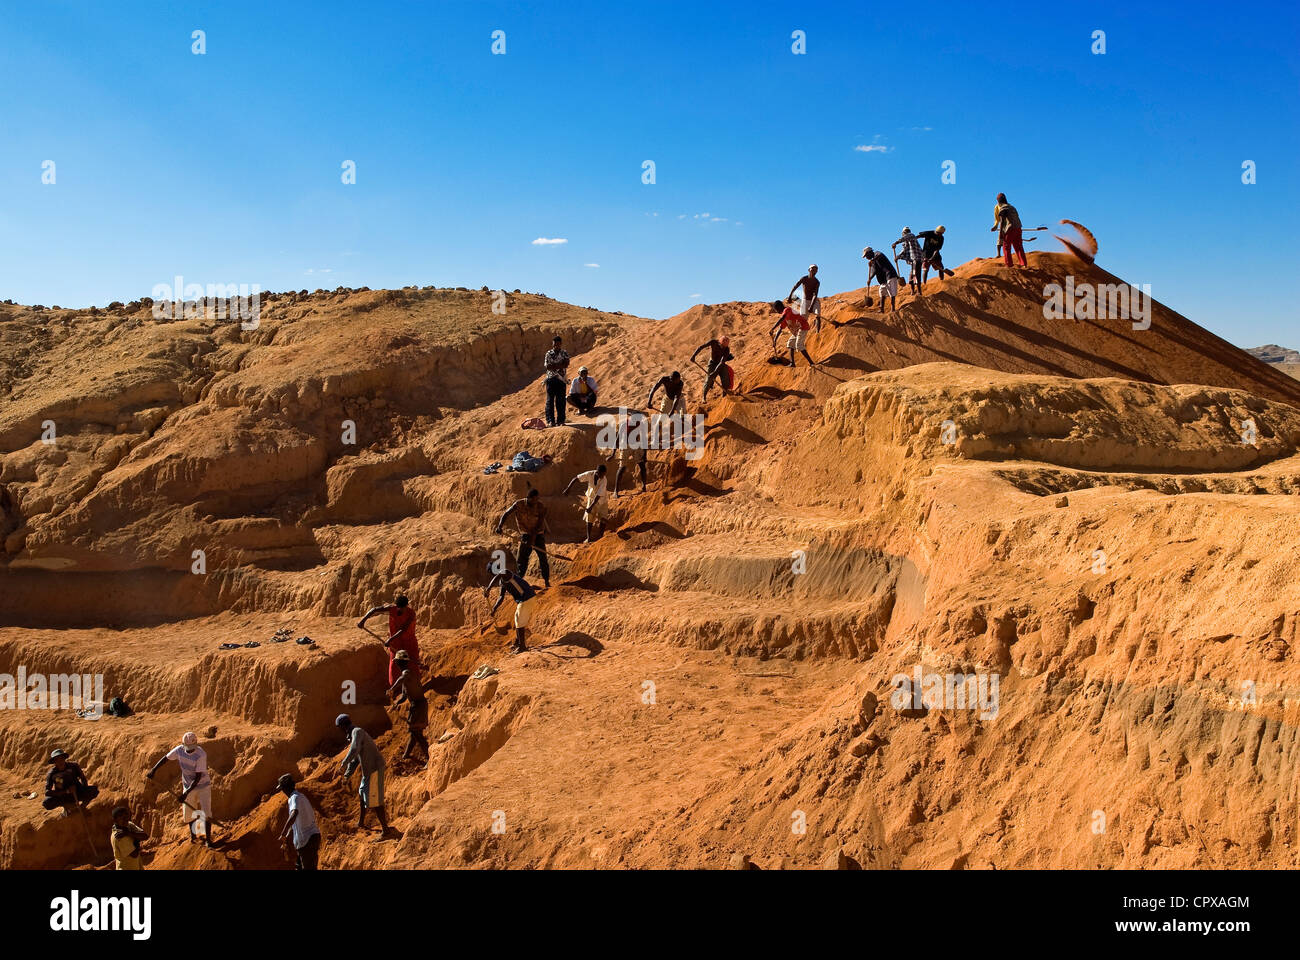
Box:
(295, 636), (313, 645)
(244, 641), (260, 648)
(470, 665), (499, 681)
(219, 643), (240, 650)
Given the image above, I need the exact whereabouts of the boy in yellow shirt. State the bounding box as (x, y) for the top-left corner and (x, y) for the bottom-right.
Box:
(111, 806), (149, 870)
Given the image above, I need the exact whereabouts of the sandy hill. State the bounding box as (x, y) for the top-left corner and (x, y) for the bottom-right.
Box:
(1247, 344), (1300, 381)
(2, 254), (1299, 870)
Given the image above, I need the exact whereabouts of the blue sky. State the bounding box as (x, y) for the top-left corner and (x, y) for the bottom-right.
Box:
(2, 1), (1297, 346)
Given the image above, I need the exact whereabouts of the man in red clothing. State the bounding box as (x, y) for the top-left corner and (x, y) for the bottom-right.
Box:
(992, 192), (1027, 268)
(358, 595), (420, 684)
(768, 300), (815, 368)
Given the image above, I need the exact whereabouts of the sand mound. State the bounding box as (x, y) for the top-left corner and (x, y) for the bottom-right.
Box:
(3, 254), (1299, 869)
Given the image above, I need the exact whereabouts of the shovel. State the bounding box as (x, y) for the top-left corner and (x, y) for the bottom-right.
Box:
(74, 803), (101, 862)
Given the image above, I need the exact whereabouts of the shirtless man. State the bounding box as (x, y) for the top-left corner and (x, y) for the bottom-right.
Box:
(386, 649), (428, 760)
(690, 336), (734, 401)
(611, 412), (648, 497)
(787, 265), (822, 332)
(495, 488), (550, 587)
(647, 371), (687, 448)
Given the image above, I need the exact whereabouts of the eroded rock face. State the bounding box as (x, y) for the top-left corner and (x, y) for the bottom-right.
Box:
(3, 253), (1300, 869)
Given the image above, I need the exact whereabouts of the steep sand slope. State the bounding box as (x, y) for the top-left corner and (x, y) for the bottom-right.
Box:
(2, 253), (1298, 868)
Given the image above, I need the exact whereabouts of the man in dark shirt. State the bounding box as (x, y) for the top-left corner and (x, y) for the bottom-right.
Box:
(43, 749), (99, 812)
(690, 336), (734, 400)
(543, 335), (571, 426)
(862, 247), (899, 313)
(496, 488), (551, 587)
(917, 226), (953, 287)
(485, 564), (539, 654)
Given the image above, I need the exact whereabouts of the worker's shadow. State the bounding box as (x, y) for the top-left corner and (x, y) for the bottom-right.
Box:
(563, 571), (658, 592)
(817, 351), (878, 374)
(704, 417), (769, 445)
(746, 386), (814, 402)
(538, 631), (604, 660)
(618, 520), (686, 540)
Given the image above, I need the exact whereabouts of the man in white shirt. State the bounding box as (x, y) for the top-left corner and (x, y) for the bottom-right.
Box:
(145, 731), (214, 846)
(563, 464), (609, 543)
(277, 774), (321, 870)
(566, 366), (599, 416)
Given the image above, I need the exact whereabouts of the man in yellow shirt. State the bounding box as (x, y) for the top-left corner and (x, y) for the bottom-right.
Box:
(111, 806), (149, 870)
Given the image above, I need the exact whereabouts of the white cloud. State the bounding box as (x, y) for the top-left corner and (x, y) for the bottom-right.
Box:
(853, 144), (891, 154)
(689, 293), (702, 299)
(531, 237), (568, 245)
(584, 263), (600, 268)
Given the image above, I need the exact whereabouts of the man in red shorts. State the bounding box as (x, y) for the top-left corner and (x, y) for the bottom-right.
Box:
(768, 300), (814, 368)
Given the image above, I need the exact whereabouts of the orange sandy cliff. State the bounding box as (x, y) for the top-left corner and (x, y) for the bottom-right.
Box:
(2, 254), (1299, 869)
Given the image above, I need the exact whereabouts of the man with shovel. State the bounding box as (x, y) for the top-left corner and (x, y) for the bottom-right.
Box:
(336, 714), (393, 837)
(786, 265), (822, 332)
(358, 595), (420, 685)
(992, 192), (1032, 268)
(690, 335), (735, 401)
(277, 774), (321, 870)
(610, 411), (649, 497)
(564, 463), (610, 543)
(768, 300), (815, 368)
(496, 488), (551, 588)
(892, 228), (924, 295)
(111, 806), (149, 871)
(43, 749), (100, 815)
(484, 562), (539, 655)
(862, 247), (899, 313)
(145, 731), (214, 847)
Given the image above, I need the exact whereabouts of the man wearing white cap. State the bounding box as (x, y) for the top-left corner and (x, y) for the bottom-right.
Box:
(566, 365), (599, 416)
(862, 247), (899, 313)
(146, 731), (213, 846)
